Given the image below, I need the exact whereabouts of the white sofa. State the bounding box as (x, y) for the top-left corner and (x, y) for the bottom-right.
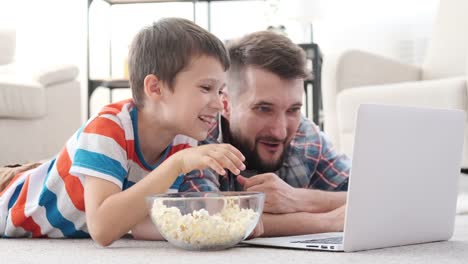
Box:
(0, 28), (82, 166)
(322, 0), (468, 167)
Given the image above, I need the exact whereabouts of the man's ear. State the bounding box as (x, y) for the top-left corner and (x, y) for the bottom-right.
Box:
(143, 74), (162, 99)
(221, 92), (231, 119)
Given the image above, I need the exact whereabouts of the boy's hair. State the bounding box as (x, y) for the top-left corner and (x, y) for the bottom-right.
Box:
(227, 31), (308, 98)
(128, 17), (230, 108)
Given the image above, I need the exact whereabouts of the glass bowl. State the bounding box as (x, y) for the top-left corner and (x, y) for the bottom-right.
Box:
(146, 191), (265, 251)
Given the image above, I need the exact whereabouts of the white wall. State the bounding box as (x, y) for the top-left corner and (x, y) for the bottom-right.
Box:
(314, 0), (439, 64)
(1, 0), (439, 118)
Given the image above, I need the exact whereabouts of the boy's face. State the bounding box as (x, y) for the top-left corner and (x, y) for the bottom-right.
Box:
(162, 55), (226, 140)
(227, 67), (303, 172)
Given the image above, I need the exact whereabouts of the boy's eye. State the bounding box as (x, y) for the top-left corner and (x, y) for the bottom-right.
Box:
(200, 86), (211, 92)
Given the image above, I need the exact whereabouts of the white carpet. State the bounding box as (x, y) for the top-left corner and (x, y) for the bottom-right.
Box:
(0, 175), (466, 263)
(0, 215), (467, 264)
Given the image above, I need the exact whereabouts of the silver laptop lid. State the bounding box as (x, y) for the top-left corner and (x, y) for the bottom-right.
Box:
(343, 104), (465, 252)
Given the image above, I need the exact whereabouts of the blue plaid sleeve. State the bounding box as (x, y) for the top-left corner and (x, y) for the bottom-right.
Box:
(178, 121), (224, 192)
(178, 168), (221, 192)
(314, 129), (351, 191)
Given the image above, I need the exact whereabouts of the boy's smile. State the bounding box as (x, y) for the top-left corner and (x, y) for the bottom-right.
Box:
(198, 114), (218, 128)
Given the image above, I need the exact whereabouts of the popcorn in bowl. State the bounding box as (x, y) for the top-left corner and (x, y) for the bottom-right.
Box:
(147, 192), (265, 250)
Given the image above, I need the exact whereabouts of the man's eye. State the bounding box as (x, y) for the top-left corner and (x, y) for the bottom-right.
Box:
(256, 106), (271, 112)
(288, 108), (301, 113)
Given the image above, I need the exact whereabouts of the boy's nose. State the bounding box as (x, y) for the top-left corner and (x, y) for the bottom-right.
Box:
(211, 95), (224, 111)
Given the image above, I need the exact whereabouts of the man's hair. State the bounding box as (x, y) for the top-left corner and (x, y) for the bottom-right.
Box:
(128, 17), (230, 108)
(227, 31), (308, 97)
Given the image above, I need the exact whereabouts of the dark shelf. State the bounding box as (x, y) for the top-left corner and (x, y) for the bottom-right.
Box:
(298, 43), (323, 128)
(90, 79), (130, 90)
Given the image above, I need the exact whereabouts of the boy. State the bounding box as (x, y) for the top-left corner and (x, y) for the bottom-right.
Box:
(0, 18), (245, 246)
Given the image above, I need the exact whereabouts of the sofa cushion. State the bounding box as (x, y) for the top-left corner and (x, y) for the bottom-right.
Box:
(0, 73), (46, 119)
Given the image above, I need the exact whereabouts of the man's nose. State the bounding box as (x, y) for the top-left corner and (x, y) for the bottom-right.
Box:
(268, 114), (287, 140)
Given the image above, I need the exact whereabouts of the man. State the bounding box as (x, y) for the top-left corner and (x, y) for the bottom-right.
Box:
(179, 31), (350, 237)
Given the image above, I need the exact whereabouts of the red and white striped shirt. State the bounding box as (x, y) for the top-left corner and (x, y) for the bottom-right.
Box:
(0, 99), (196, 238)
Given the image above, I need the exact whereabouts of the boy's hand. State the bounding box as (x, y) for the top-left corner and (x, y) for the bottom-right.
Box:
(174, 144), (246, 175)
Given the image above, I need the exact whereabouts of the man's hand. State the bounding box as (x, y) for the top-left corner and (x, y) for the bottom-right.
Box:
(172, 144), (246, 175)
(238, 174), (347, 214)
(237, 173), (298, 214)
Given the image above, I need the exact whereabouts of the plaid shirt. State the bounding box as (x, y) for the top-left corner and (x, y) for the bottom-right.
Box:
(179, 116), (350, 192)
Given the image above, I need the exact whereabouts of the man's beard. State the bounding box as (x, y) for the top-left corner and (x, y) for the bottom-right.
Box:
(230, 132), (288, 173)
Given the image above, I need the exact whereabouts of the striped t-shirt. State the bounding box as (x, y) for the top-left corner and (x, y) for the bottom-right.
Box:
(0, 99), (196, 238)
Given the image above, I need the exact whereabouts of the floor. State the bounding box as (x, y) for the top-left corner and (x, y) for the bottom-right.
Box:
(460, 174), (468, 192)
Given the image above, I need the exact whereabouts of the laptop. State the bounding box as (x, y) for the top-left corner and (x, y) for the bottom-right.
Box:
(243, 104), (465, 252)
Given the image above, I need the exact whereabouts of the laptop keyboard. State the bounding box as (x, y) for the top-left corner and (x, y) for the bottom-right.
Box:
(291, 236), (343, 245)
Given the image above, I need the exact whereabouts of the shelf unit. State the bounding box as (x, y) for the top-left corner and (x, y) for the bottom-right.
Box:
(299, 43), (323, 128)
(86, 0), (263, 117)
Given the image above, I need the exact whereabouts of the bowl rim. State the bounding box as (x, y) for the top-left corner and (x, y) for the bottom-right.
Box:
(147, 191), (265, 201)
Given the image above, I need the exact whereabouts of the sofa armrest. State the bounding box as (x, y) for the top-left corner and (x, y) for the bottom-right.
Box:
(337, 77), (467, 133)
(34, 64), (79, 86)
(0, 29), (16, 65)
(325, 50), (422, 92)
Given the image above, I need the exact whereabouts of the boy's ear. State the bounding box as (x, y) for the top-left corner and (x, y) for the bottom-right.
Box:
(221, 92), (231, 119)
(143, 74), (162, 99)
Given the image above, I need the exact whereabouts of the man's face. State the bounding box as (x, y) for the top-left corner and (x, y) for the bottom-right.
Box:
(228, 67), (303, 172)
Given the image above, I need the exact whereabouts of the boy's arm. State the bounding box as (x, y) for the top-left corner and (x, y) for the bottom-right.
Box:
(131, 216), (164, 240)
(85, 144), (245, 247)
(84, 156), (183, 246)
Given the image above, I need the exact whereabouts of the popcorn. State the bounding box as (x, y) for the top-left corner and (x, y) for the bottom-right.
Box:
(151, 197), (259, 250)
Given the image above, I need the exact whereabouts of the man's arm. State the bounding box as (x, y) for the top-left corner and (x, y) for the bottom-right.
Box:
(313, 125), (351, 191)
(239, 118), (350, 214)
(261, 205), (346, 237)
(238, 174), (346, 214)
(292, 188), (346, 213)
(179, 168), (221, 192)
